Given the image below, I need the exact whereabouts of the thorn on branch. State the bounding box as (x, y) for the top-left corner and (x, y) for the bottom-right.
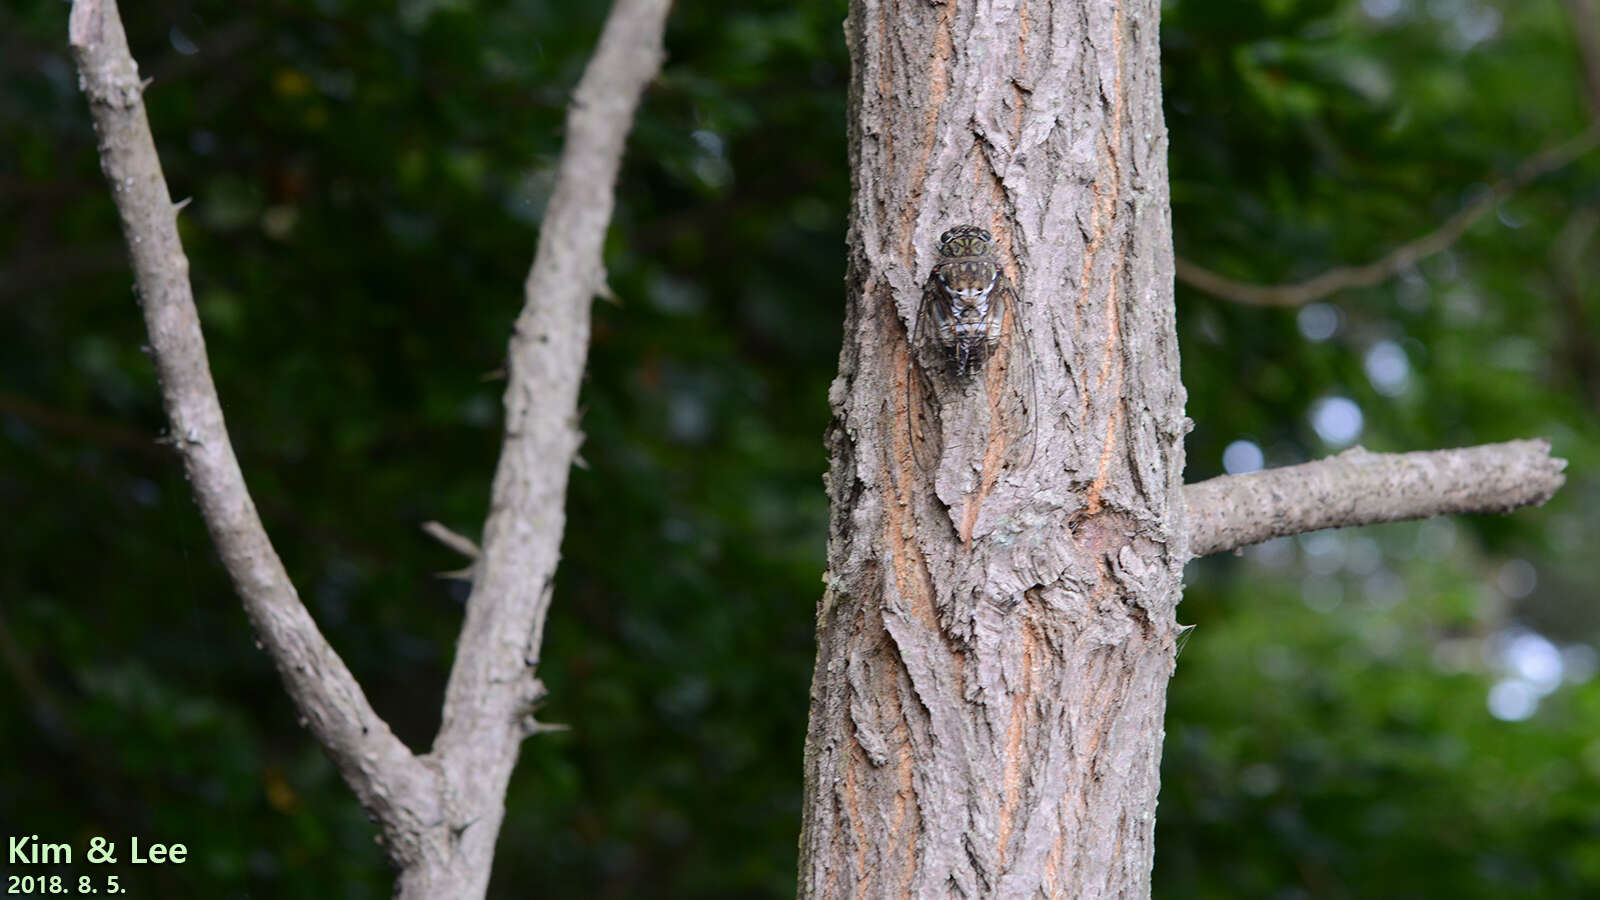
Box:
(521, 716), (570, 737)
(433, 565), (476, 582)
(154, 430), (202, 448)
(421, 520), (480, 559)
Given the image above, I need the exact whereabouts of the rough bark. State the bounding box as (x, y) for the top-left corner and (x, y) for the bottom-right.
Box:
(798, 0), (1574, 895)
(1186, 441), (1567, 559)
(70, 0), (671, 895)
(801, 0), (1187, 896)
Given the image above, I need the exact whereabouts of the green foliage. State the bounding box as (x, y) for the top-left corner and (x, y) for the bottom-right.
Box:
(1163, 528), (1600, 899)
(1162, 0), (1600, 895)
(2, 0), (1597, 896)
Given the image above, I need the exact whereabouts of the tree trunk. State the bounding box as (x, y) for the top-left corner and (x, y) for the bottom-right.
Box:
(800, 0), (1185, 896)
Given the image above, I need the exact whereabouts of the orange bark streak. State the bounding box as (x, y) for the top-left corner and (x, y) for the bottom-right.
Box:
(1084, 2), (1127, 516)
(996, 620), (1038, 865)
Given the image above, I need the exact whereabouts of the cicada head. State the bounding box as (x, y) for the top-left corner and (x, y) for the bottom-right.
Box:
(932, 224), (1000, 307)
(936, 225), (996, 261)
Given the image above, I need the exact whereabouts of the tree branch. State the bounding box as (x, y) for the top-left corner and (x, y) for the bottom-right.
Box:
(1185, 441), (1567, 559)
(0, 242), (128, 305)
(1565, 0), (1600, 121)
(422, 521), (480, 582)
(0, 389), (169, 460)
(67, 0), (438, 859)
(1175, 127), (1600, 308)
(411, 0), (670, 892)
(421, 520), (481, 560)
(435, 0), (668, 749)
(1551, 205), (1600, 412)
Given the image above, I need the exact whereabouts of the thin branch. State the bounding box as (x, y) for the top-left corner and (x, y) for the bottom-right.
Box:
(1551, 205), (1600, 412)
(0, 601), (149, 829)
(1176, 127), (1600, 308)
(0, 602), (73, 745)
(414, 1), (670, 891)
(421, 520), (481, 559)
(436, 0), (669, 752)
(422, 521), (480, 581)
(0, 242), (129, 304)
(0, 390), (170, 460)
(67, 0), (438, 858)
(1565, 0), (1600, 121)
(1185, 440), (1567, 559)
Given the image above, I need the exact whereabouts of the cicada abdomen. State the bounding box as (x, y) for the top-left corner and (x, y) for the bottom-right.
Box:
(907, 224), (1036, 483)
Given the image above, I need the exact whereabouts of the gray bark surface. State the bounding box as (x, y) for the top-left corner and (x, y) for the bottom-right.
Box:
(801, 1), (1188, 896)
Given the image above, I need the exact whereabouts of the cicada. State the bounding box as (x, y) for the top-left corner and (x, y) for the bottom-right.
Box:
(907, 224), (1036, 480)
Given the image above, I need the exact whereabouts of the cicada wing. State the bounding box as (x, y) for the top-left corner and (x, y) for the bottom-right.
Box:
(907, 277), (945, 476)
(987, 275), (1036, 474)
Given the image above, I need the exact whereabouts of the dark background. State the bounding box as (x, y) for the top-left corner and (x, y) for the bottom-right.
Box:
(4, 0), (1599, 896)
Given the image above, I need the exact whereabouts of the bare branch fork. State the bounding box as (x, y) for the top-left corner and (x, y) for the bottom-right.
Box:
(68, 0), (670, 895)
